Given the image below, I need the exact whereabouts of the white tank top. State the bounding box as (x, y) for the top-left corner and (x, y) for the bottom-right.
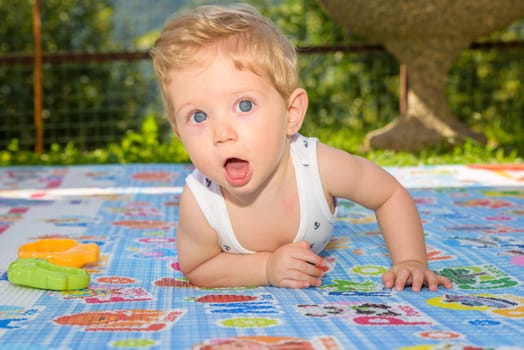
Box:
(185, 133), (336, 254)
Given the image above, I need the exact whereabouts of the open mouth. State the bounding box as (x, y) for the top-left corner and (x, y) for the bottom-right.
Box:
(224, 158), (251, 186)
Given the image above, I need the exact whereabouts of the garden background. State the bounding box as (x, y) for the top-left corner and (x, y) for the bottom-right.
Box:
(1, 0), (523, 166)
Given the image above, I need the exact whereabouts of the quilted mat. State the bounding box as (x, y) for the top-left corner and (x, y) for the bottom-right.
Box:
(0, 163), (523, 349)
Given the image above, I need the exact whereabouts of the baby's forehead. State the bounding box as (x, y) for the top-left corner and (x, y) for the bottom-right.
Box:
(172, 45), (265, 77)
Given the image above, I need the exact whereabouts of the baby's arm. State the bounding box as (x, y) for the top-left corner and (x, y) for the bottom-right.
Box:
(176, 187), (325, 288)
(317, 143), (451, 291)
(373, 182), (451, 291)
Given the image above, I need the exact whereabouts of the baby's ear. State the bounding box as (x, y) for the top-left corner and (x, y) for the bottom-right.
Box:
(286, 88), (308, 135)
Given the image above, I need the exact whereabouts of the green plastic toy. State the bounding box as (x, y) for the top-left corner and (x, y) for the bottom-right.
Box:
(7, 258), (90, 291)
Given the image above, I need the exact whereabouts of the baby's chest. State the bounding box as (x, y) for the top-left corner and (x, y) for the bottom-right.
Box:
(230, 200), (300, 252)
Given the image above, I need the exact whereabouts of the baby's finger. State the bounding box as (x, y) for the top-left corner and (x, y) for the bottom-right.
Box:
(288, 270), (323, 288)
(382, 270), (396, 289)
(437, 274), (453, 289)
(295, 259), (325, 280)
(299, 249), (326, 268)
(423, 270), (440, 291)
(295, 253), (326, 275)
(277, 278), (310, 289)
(394, 269), (411, 291)
(410, 270), (425, 292)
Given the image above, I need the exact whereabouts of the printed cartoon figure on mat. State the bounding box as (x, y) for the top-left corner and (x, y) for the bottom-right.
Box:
(150, 4), (451, 291)
(0, 306), (43, 330)
(192, 335), (341, 350)
(53, 309), (185, 332)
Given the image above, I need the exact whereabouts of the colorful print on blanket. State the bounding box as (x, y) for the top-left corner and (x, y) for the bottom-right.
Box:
(0, 164), (523, 349)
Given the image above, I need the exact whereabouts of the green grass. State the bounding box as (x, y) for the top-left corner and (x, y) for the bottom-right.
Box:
(1, 114), (521, 167)
(315, 129), (522, 166)
(1, 129), (521, 167)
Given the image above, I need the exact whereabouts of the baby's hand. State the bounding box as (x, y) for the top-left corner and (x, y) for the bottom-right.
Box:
(382, 260), (452, 292)
(266, 241), (327, 288)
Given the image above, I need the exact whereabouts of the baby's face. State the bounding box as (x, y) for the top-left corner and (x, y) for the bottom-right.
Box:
(167, 47), (292, 197)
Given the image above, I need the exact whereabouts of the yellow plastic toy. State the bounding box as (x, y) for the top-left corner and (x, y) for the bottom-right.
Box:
(8, 258), (90, 291)
(18, 238), (99, 268)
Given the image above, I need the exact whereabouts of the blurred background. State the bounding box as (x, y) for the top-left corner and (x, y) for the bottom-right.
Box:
(1, 0), (523, 164)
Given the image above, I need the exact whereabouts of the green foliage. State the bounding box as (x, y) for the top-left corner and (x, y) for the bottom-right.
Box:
(106, 114), (189, 164)
(0, 115), (189, 166)
(0, 0), (153, 150)
(316, 128), (521, 166)
(366, 141), (521, 167)
(1, 116), (520, 167)
(1, 0), (523, 166)
(41, 0), (115, 52)
(448, 46), (524, 154)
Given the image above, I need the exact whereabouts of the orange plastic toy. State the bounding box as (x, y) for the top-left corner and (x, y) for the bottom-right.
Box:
(18, 239), (99, 268)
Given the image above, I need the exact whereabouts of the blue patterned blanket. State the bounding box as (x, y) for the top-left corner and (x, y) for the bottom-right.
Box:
(0, 164), (523, 349)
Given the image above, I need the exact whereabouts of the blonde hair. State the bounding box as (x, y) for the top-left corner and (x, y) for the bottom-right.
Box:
(150, 4), (298, 125)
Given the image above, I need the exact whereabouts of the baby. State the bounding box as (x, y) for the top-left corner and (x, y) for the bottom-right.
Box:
(151, 4), (452, 291)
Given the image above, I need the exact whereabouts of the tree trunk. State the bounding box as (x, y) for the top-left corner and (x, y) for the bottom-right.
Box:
(365, 38), (486, 151)
(315, 0), (524, 151)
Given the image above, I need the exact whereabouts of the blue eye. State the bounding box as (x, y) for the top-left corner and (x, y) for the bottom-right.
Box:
(237, 100), (253, 113)
(190, 111), (207, 124)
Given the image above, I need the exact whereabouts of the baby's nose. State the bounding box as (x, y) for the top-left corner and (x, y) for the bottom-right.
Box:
(213, 119), (237, 144)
